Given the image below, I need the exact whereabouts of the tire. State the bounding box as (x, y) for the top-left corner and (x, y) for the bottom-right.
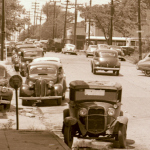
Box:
(4, 104), (11, 110)
(57, 98), (62, 105)
(64, 125), (74, 148)
(86, 54), (88, 57)
(92, 68), (96, 74)
(22, 100), (28, 106)
(20, 71), (26, 77)
(116, 70), (119, 76)
(14, 66), (19, 72)
(118, 124), (127, 148)
(63, 109), (69, 120)
(145, 70), (150, 77)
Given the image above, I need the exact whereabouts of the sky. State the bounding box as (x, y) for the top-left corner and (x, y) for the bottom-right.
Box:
(19, 0), (110, 24)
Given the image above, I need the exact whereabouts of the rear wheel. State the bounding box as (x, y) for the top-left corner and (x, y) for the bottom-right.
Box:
(14, 66), (19, 72)
(92, 65), (96, 74)
(145, 70), (150, 77)
(22, 100), (28, 106)
(118, 124), (127, 148)
(64, 125), (74, 148)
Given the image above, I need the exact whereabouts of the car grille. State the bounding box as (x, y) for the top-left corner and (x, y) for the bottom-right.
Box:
(35, 79), (47, 97)
(87, 108), (105, 133)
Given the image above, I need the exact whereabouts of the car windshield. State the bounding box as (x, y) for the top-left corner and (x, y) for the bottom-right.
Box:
(99, 52), (117, 58)
(90, 45), (97, 51)
(74, 89), (119, 102)
(30, 66), (57, 75)
(0, 69), (5, 78)
(24, 51), (43, 57)
(66, 45), (75, 48)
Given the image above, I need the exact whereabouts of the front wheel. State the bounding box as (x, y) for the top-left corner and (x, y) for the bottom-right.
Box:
(14, 66), (19, 72)
(145, 70), (150, 77)
(118, 124), (127, 148)
(64, 125), (74, 148)
(20, 71), (26, 77)
(57, 98), (62, 105)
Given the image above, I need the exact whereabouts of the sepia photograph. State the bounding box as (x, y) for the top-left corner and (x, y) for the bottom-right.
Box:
(0, 0), (150, 149)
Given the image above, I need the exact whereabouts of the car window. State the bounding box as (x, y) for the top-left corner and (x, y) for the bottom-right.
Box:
(30, 67), (57, 75)
(100, 52), (117, 58)
(24, 51), (43, 57)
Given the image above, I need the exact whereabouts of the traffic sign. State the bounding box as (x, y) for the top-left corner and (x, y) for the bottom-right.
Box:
(9, 75), (22, 89)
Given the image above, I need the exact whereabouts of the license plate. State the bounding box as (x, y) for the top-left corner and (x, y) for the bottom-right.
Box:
(84, 89), (105, 96)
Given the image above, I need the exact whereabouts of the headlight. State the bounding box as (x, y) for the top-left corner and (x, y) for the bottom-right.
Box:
(1, 87), (7, 93)
(108, 108), (115, 116)
(79, 108), (88, 117)
(95, 61), (100, 65)
(29, 81), (34, 89)
(48, 81), (54, 88)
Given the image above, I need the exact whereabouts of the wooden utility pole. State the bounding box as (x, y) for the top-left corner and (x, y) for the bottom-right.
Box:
(88, 0), (92, 46)
(74, 0), (77, 45)
(138, 0), (142, 60)
(1, 0), (5, 61)
(63, 0), (69, 46)
(32, 2), (39, 35)
(109, 0), (113, 45)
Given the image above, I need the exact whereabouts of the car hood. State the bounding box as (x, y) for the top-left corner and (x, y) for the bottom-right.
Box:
(29, 75), (57, 83)
(99, 58), (119, 67)
(76, 101), (113, 110)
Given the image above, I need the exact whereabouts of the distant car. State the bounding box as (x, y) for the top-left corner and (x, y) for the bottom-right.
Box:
(33, 57), (61, 63)
(97, 44), (110, 49)
(86, 45), (97, 57)
(121, 46), (135, 56)
(109, 45), (125, 61)
(62, 44), (77, 55)
(91, 49), (120, 75)
(62, 80), (128, 148)
(0, 64), (13, 110)
(18, 48), (44, 77)
(136, 53), (150, 76)
(20, 61), (67, 106)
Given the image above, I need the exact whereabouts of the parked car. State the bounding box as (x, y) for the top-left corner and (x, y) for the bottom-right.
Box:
(11, 44), (39, 72)
(97, 44), (110, 49)
(86, 45), (97, 57)
(62, 44), (77, 55)
(0, 64), (13, 110)
(33, 57), (61, 63)
(136, 53), (150, 76)
(121, 46), (135, 56)
(91, 49), (121, 75)
(19, 61), (67, 106)
(18, 48), (44, 77)
(62, 80), (128, 148)
(109, 45), (125, 61)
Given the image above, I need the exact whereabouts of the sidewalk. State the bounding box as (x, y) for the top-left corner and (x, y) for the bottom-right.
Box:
(0, 130), (70, 150)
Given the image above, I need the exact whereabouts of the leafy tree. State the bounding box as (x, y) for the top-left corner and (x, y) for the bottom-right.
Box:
(0, 0), (29, 40)
(41, 1), (74, 39)
(78, 0), (148, 44)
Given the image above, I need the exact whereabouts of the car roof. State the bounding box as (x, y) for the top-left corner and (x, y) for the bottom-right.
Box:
(29, 61), (62, 68)
(22, 48), (43, 52)
(70, 80), (122, 90)
(16, 44), (36, 48)
(96, 49), (118, 53)
(33, 57), (61, 62)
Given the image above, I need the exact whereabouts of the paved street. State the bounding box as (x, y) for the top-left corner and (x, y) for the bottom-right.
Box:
(7, 52), (150, 149)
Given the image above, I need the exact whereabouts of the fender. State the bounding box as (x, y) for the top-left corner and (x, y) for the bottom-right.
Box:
(106, 116), (128, 134)
(20, 84), (34, 97)
(64, 116), (77, 126)
(54, 84), (63, 96)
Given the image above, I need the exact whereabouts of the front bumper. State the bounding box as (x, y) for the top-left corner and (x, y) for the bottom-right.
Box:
(94, 66), (120, 71)
(20, 96), (62, 101)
